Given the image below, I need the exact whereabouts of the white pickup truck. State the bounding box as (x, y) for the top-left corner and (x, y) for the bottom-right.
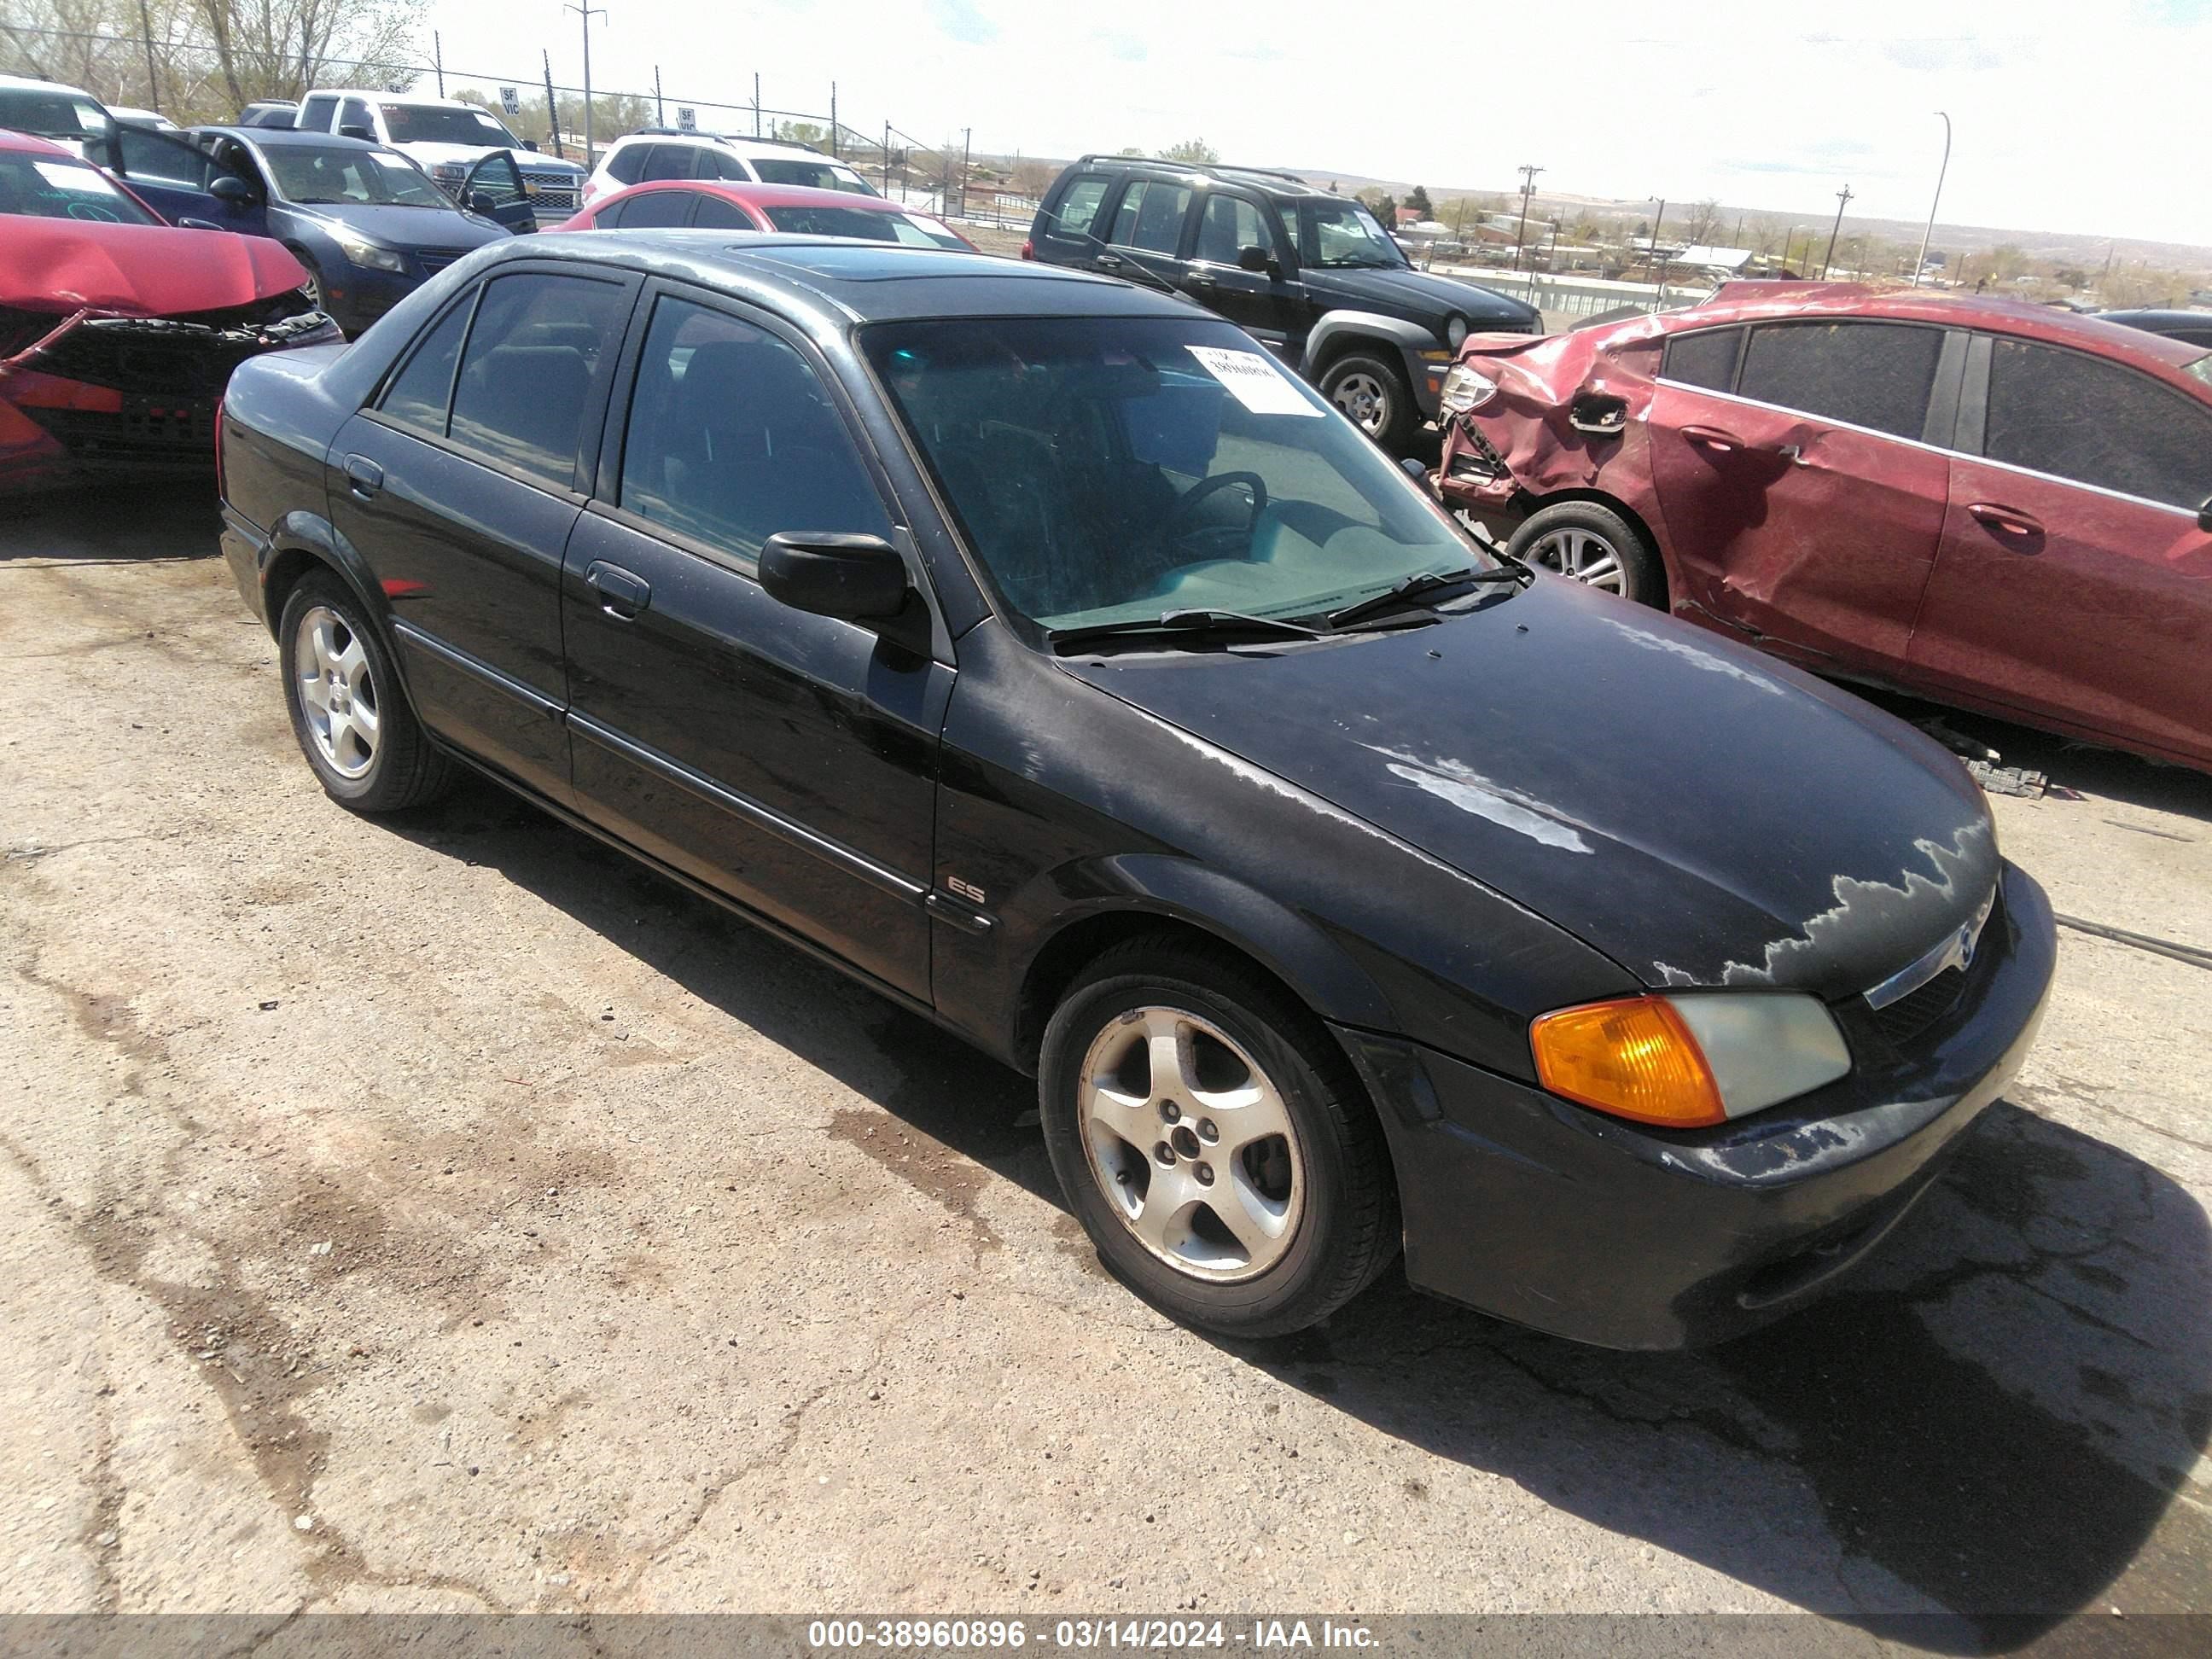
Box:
(294, 90), (586, 218)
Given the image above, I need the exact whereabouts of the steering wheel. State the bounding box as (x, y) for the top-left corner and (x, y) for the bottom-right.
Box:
(1163, 471), (1268, 559)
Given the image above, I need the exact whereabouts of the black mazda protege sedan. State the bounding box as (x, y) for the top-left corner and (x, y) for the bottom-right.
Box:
(216, 235), (2055, 1348)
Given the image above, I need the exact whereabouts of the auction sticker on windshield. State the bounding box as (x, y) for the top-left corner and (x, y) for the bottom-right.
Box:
(1187, 345), (1324, 416)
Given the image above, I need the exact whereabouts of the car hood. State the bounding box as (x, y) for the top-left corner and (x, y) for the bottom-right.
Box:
(1059, 577), (1998, 1000)
(1303, 264), (1537, 324)
(0, 217), (307, 317)
(292, 205), (509, 247)
(394, 140), (585, 177)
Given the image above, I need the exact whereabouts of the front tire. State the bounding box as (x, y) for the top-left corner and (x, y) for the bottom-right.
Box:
(1318, 352), (1416, 454)
(1505, 498), (1664, 606)
(1039, 940), (1398, 1337)
(277, 573), (455, 813)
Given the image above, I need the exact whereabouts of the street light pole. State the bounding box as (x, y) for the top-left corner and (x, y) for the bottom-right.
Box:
(1648, 197), (1667, 304)
(1821, 183), (1854, 279)
(1511, 163), (1545, 272)
(1911, 112), (1952, 288)
(563, 3), (607, 169)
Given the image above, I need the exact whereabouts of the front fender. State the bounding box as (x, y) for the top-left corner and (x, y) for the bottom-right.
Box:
(1306, 309), (1450, 415)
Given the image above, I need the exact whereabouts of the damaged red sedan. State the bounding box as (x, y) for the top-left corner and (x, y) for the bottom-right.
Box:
(1437, 284), (2212, 772)
(0, 130), (337, 491)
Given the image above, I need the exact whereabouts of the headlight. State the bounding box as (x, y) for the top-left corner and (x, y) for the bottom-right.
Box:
(1530, 992), (1851, 1129)
(329, 227), (405, 273)
(431, 162), (468, 183)
(1445, 314), (1468, 350)
(1438, 364), (1498, 416)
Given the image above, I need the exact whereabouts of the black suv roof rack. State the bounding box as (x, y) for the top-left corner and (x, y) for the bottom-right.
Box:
(632, 127), (825, 154)
(1074, 153), (1312, 189)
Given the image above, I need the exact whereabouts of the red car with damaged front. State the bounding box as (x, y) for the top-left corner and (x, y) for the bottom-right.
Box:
(0, 129), (337, 492)
(1437, 283), (2212, 772)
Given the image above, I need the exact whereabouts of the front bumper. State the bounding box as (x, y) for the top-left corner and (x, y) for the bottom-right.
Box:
(1338, 861), (2058, 1349)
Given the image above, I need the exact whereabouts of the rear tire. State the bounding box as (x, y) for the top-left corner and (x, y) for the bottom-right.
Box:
(1318, 352), (1416, 454)
(1039, 939), (1399, 1337)
(276, 573), (456, 813)
(1506, 498), (1664, 607)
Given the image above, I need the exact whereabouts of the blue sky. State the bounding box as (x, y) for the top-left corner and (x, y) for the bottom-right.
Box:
(423, 0), (2212, 247)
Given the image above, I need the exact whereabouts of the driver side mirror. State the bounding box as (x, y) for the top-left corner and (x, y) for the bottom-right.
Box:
(523, 138), (540, 152)
(760, 532), (924, 649)
(2200, 495), (2212, 534)
(210, 173), (253, 209)
(469, 189), (498, 216)
(1237, 243), (1278, 276)
(1400, 456), (1441, 501)
(337, 122), (374, 142)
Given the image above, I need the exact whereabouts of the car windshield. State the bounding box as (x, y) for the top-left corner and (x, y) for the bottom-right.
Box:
(751, 157), (877, 195)
(263, 143), (453, 207)
(761, 203), (965, 247)
(379, 104), (521, 147)
(0, 152), (160, 224)
(1294, 199), (1407, 269)
(864, 316), (1487, 635)
(0, 89), (111, 142)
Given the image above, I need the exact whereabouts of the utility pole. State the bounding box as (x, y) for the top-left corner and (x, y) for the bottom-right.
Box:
(958, 126), (971, 219)
(1911, 113), (1951, 288)
(1821, 183), (1854, 279)
(882, 120), (893, 195)
(830, 84), (838, 157)
(753, 73), (761, 137)
(433, 30), (445, 96)
(542, 50), (561, 158)
(563, 3), (607, 169)
(136, 0), (159, 115)
(1511, 163), (1545, 272)
(652, 65), (662, 126)
(1648, 197), (1668, 302)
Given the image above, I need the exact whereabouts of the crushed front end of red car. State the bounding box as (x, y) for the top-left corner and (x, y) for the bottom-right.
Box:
(0, 219), (338, 492)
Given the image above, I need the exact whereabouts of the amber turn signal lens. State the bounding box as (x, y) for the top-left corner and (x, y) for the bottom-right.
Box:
(1530, 996), (1727, 1128)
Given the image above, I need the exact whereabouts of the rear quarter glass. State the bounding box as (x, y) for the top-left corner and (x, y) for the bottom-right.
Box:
(1046, 173), (1111, 242)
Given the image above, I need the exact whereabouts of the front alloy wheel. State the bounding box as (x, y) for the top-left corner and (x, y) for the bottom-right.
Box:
(1039, 940), (1398, 1336)
(1524, 526), (1628, 594)
(1078, 1006), (1304, 1282)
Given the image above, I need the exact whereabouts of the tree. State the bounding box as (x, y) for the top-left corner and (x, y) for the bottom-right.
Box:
(1681, 198), (1724, 247)
(1406, 183), (1432, 218)
(1156, 137), (1218, 164)
(1355, 185), (1396, 224)
(1010, 154), (1055, 200)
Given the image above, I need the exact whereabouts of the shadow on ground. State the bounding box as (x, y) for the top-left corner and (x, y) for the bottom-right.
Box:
(0, 485), (224, 563)
(386, 774), (2212, 1650)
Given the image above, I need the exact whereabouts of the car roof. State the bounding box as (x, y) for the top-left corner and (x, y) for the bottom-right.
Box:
(0, 73), (100, 96)
(597, 180), (937, 215)
(1069, 154), (1333, 200)
(608, 130), (844, 159)
(195, 125), (383, 149)
(1651, 282), (2212, 372)
(0, 128), (77, 156)
(2098, 308), (2212, 329)
(306, 89), (480, 108)
(498, 231), (1198, 323)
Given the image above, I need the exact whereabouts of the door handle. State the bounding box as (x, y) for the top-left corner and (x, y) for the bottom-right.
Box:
(343, 454), (383, 500)
(1094, 252), (1124, 270)
(1680, 424), (1746, 454)
(1775, 443), (1811, 467)
(1184, 271), (1217, 288)
(585, 561), (651, 620)
(1967, 502), (2044, 538)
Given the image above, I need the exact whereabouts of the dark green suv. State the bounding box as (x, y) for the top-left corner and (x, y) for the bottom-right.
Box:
(1027, 155), (1541, 451)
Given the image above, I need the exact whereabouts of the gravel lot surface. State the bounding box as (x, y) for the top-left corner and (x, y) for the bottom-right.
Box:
(2, 489), (2207, 1647)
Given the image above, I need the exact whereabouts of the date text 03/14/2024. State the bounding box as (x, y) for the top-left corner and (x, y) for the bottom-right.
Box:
(805, 1619), (1378, 1650)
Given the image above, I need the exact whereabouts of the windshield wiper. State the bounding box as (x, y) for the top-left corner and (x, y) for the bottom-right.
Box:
(1326, 567), (1522, 629)
(1046, 608), (1326, 654)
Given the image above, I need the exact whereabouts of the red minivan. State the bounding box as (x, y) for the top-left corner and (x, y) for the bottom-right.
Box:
(1436, 284), (2212, 772)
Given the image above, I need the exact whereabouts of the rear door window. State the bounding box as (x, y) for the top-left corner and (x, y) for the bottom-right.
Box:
(690, 195), (757, 230)
(604, 143), (647, 185)
(1982, 337), (2212, 511)
(639, 144), (699, 182)
(1662, 326), (1743, 392)
(113, 125), (212, 189)
(298, 93), (340, 132)
(338, 96), (374, 135)
(1106, 178), (1194, 254)
(1738, 321), (1943, 439)
(447, 271), (632, 488)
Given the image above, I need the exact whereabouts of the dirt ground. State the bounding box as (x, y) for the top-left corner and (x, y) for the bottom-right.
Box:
(2, 488), (2208, 1646)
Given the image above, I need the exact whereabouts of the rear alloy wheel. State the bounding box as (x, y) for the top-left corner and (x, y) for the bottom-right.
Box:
(1039, 941), (1397, 1336)
(1318, 352), (1415, 453)
(276, 573), (455, 813)
(1506, 499), (1663, 607)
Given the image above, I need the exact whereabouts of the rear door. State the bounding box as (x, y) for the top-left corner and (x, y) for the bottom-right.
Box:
(1097, 173), (1197, 292)
(560, 284), (946, 999)
(1031, 168), (1114, 267)
(107, 125), (263, 232)
(1909, 333), (2212, 763)
(328, 265), (637, 801)
(1644, 317), (1959, 672)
